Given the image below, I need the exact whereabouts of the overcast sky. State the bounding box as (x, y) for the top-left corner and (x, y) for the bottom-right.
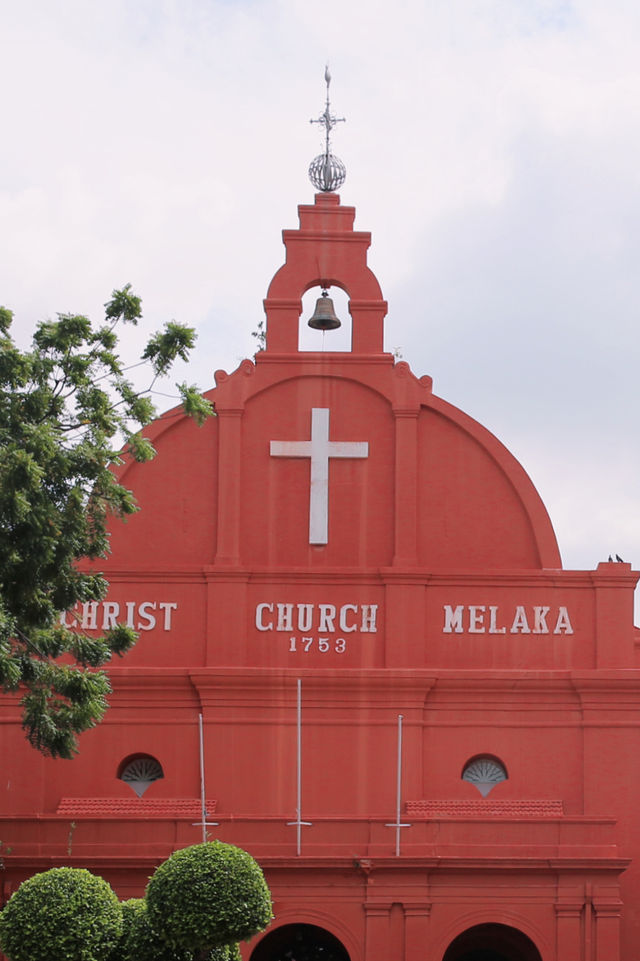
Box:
(2, 0), (640, 601)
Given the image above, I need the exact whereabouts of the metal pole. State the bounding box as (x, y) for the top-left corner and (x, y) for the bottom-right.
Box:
(395, 714), (403, 856)
(296, 678), (302, 855)
(199, 713), (207, 844)
(385, 713), (411, 855)
(287, 678), (312, 854)
(192, 713), (218, 840)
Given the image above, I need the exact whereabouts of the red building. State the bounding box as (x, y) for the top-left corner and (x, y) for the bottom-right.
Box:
(2, 188), (640, 961)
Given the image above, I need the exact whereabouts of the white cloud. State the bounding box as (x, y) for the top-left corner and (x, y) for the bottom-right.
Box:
(2, 0), (640, 602)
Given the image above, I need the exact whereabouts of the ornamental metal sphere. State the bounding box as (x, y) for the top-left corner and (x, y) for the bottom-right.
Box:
(308, 153), (346, 192)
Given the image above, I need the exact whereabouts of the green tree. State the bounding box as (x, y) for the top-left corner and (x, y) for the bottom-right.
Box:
(146, 842), (272, 961)
(0, 866), (122, 961)
(0, 287), (213, 758)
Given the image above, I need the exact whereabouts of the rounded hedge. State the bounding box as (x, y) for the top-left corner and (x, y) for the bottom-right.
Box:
(146, 842), (272, 953)
(111, 898), (192, 961)
(205, 945), (239, 961)
(0, 867), (122, 961)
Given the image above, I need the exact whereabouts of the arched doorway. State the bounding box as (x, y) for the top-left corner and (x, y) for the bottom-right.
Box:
(249, 923), (351, 961)
(442, 923), (543, 961)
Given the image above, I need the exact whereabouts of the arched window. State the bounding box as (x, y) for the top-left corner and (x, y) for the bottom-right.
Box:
(462, 755), (507, 797)
(118, 755), (164, 798)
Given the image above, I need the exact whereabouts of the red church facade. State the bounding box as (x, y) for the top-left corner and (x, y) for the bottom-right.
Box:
(2, 190), (640, 961)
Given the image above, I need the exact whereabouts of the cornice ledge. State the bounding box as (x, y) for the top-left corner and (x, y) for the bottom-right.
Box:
(188, 667), (437, 694)
(571, 673), (640, 694)
(256, 353), (394, 366)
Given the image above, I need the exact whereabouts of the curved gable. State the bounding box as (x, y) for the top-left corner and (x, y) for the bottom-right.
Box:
(417, 395), (560, 570)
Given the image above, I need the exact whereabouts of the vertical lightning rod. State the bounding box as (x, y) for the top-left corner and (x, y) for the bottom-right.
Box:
(385, 713), (411, 855)
(287, 678), (312, 854)
(199, 713), (207, 843)
(395, 714), (403, 856)
(192, 712), (218, 841)
(296, 678), (302, 854)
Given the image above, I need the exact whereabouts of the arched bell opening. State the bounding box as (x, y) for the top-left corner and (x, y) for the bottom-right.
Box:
(249, 922), (351, 961)
(298, 286), (352, 353)
(442, 922), (543, 961)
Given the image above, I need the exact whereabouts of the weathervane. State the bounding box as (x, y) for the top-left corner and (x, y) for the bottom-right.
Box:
(308, 66), (347, 193)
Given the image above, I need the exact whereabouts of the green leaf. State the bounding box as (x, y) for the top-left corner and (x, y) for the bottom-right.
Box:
(142, 322), (196, 376)
(178, 383), (215, 425)
(104, 284), (142, 324)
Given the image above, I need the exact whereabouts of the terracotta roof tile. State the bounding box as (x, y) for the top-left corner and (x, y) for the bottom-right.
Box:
(406, 799), (563, 817)
(56, 798), (215, 818)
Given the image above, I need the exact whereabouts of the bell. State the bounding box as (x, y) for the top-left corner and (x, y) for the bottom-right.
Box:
(307, 290), (341, 331)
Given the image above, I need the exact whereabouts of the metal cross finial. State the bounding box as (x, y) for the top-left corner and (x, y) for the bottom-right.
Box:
(310, 65), (345, 158)
(308, 67), (347, 192)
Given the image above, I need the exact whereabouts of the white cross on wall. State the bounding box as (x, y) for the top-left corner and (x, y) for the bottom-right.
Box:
(270, 408), (369, 545)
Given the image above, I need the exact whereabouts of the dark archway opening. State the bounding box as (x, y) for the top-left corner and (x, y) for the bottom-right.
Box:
(250, 923), (350, 961)
(442, 923), (543, 961)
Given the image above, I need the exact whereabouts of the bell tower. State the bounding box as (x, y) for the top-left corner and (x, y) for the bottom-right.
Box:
(263, 193), (388, 355)
(263, 69), (388, 355)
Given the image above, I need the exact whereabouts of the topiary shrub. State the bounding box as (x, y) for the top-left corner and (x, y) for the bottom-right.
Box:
(146, 841), (272, 960)
(207, 946), (240, 961)
(109, 898), (193, 961)
(0, 866), (122, 961)
(108, 899), (240, 961)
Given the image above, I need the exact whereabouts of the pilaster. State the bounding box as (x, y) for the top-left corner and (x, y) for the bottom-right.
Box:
(364, 901), (392, 961)
(403, 902), (431, 961)
(555, 900), (583, 961)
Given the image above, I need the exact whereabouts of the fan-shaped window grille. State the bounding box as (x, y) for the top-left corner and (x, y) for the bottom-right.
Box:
(119, 756), (164, 798)
(462, 756), (507, 797)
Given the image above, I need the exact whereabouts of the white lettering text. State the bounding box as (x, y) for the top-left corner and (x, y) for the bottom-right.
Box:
(442, 604), (574, 637)
(443, 605), (464, 634)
